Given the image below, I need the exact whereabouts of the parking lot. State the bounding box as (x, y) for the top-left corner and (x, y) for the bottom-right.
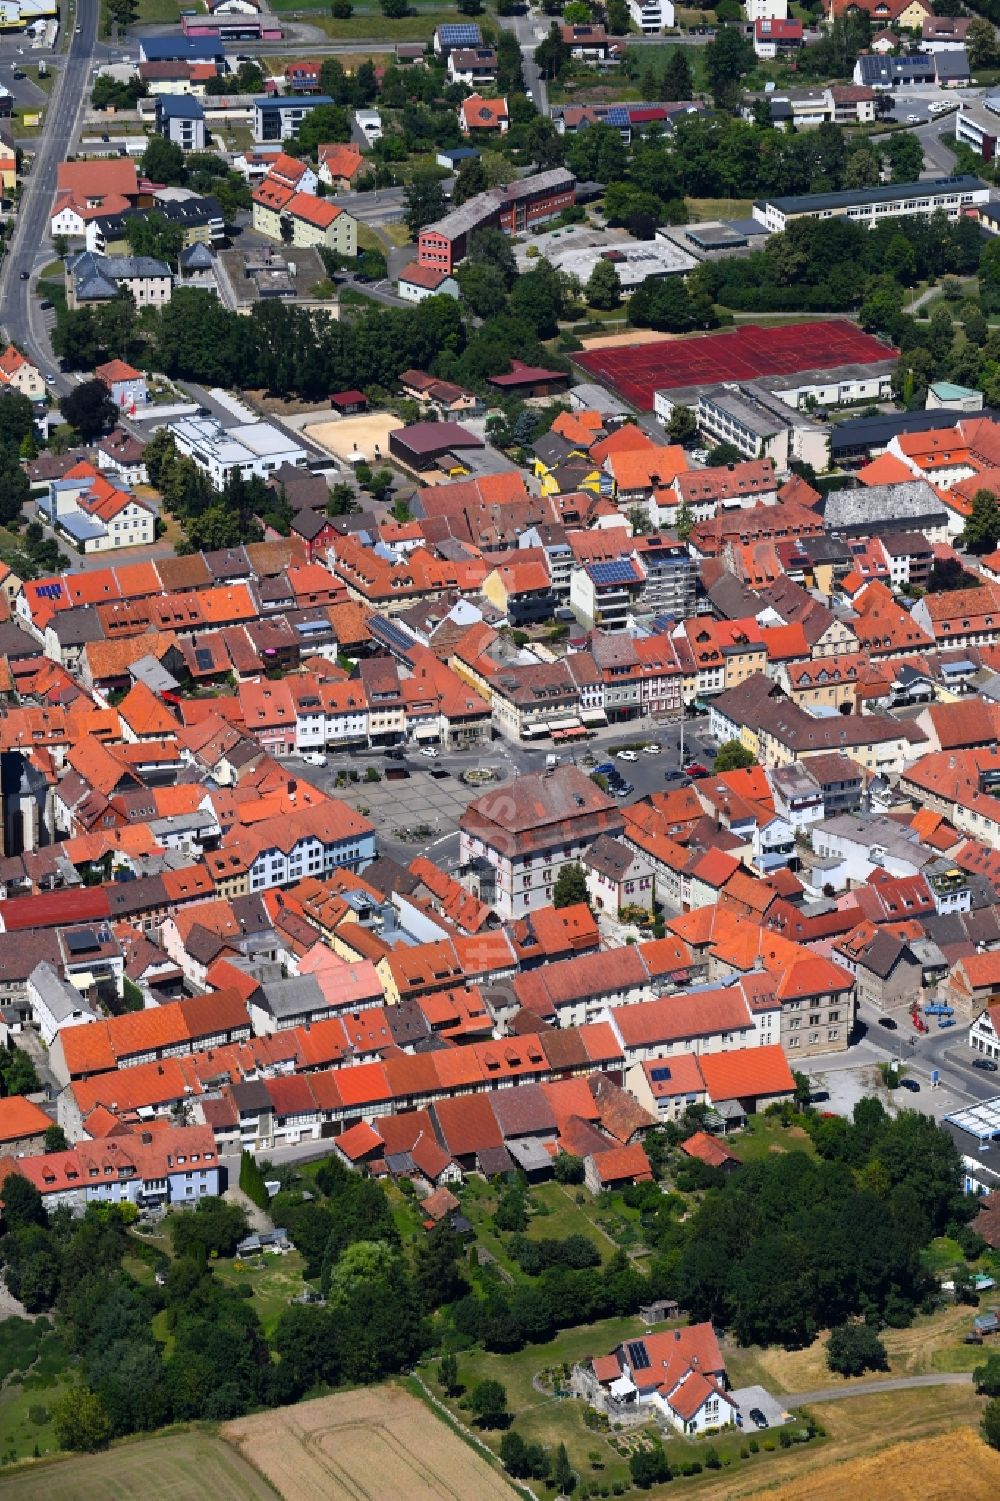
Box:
(730, 1385), (791, 1431)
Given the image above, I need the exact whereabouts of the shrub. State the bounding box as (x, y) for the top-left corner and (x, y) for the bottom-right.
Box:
(748, 1436), (759, 1453)
(762, 1438), (776, 1452)
(779, 1429), (792, 1448)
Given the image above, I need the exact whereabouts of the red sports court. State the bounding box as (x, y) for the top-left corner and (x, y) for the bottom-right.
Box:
(575, 320), (897, 411)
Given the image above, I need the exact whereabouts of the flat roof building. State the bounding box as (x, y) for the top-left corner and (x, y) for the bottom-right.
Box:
(753, 175), (989, 233)
(170, 416), (308, 488)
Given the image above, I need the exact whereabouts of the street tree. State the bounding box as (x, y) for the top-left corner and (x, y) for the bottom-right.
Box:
(585, 257), (621, 311)
(666, 405), (698, 446)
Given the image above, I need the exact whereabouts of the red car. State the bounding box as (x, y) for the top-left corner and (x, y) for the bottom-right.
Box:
(684, 761), (709, 778)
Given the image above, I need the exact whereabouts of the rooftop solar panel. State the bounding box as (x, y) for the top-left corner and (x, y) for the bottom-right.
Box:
(195, 647), (214, 669)
(589, 559), (637, 586)
(440, 23), (481, 43)
(65, 928), (99, 954)
(650, 1066), (672, 1082)
(627, 1340), (651, 1371)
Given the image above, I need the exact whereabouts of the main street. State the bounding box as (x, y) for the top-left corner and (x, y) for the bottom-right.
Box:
(0, 0), (100, 387)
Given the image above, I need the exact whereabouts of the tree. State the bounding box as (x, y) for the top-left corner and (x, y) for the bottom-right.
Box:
(982, 1397), (1000, 1452)
(0, 1172), (46, 1230)
(826, 1323), (889, 1377)
(629, 1446), (671, 1487)
(403, 171), (446, 237)
(453, 156), (488, 205)
(535, 23), (570, 81)
(705, 25), (754, 111)
(470, 1378), (508, 1428)
(124, 212), (185, 269)
(927, 556), (977, 592)
(663, 49), (693, 102)
(607, 0), (628, 32)
(975, 1354), (1000, 1397)
(170, 1197), (248, 1260)
(585, 257), (621, 311)
(44, 1125), (69, 1154)
(552, 862), (588, 909)
(142, 133), (186, 186)
(493, 1186), (529, 1233)
(882, 131), (924, 184)
(552, 1442), (575, 1495)
(438, 1351), (459, 1395)
(239, 1150), (270, 1211)
(713, 739), (755, 772)
(667, 405), (698, 446)
(52, 1386), (112, 1452)
(844, 144), (882, 190)
(968, 16), (999, 71)
(552, 1152), (585, 1185)
(707, 442), (743, 467)
(0, 453), (29, 528)
(500, 1430), (531, 1477)
(331, 0), (353, 15)
(964, 488), (1000, 555)
(61, 379), (117, 442)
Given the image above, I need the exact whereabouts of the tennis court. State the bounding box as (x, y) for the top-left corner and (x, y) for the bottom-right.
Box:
(575, 320), (897, 410)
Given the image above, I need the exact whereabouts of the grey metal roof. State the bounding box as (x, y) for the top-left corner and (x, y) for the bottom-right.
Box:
(757, 174), (986, 217)
(823, 480), (947, 531)
(428, 167), (575, 241)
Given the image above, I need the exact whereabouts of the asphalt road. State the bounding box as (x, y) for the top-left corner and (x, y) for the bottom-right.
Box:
(0, 0), (99, 386)
(785, 1373), (973, 1407)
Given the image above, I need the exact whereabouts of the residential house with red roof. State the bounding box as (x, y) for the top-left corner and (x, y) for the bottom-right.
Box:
(585, 1324), (735, 1435)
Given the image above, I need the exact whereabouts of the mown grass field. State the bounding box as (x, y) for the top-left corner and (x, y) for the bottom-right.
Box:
(0, 1432), (279, 1501)
(726, 1302), (985, 1396)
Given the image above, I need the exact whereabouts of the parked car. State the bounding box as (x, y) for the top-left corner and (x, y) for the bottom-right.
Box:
(642, 743), (661, 755)
(302, 751), (327, 767)
(616, 749), (638, 762)
(939, 1017), (956, 1028)
(419, 746), (439, 759)
(594, 762), (615, 776)
(973, 1057), (1000, 1072)
(749, 1408), (769, 1429)
(877, 1017), (898, 1030)
(899, 1078), (920, 1092)
(384, 747), (405, 760)
(614, 782), (633, 797)
(684, 761), (709, 778)
(664, 768), (687, 781)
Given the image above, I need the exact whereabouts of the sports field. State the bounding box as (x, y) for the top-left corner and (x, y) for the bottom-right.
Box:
(224, 1386), (516, 1500)
(575, 319), (898, 410)
(0, 1432), (278, 1501)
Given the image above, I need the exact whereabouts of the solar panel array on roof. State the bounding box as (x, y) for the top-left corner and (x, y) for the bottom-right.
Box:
(627, 1340), (651, 1370)
(65, 928), (99, 954)
(650, 1065), (672, 1082)
(195, 647), (214, 670)
(439, 22), (481, 43)
(606, 106), (629, 126)
(589, 559), (638, 586)
(37, 583), (63, 600)
(369, 614), (417, 659)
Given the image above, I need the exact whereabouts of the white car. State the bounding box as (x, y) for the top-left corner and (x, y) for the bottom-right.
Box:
(616, 749), (638, 763)
(303, 751), (327, 767)
(419, 746), (439, 759)
(642, 743), (661, 756)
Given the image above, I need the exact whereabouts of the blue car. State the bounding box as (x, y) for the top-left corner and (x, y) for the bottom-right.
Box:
(594, 762), (615, 776)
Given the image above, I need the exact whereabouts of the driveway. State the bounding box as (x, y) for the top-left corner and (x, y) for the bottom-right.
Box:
(730, 1385), (790, 1430)
(785, 1372), (973, 1406)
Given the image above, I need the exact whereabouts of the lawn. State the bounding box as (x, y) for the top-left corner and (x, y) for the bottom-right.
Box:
(732, 1117), (816, 1164)
(136, 0), (184, 22)
(731, 1302), (984, 1397)
(686, 197), (756, 223)
(213, 1248), (311, 1338)
(0, 1320), (73, 1464)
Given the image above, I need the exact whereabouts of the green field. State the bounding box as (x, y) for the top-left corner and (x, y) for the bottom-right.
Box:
(732, 1117), (817, 1164)
(213, 1249), (312, 1339)
(0, 1432), (279, 1500)
(298, 9), (495, 42)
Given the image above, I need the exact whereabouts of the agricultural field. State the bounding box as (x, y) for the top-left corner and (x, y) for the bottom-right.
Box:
(760, 1428), (1000, 1501)
(0, 1432), (278, 1501)
(223, 1385), (516, 1500)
